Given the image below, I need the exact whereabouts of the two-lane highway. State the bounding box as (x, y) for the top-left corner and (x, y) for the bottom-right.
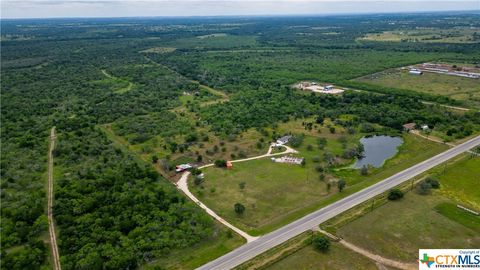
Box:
(198, 135), (480, 270)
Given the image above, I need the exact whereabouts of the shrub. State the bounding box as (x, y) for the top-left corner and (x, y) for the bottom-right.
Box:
(425, 177), (440, 189)
(234, 203), (245, 215)
(193, 176), (203, 186)
(239, 182), (246, 190)
(337, 179), (346, 192)
(416, 180), (432, 195)
(360, 165), (368, 176)
(214, 159), (227, 167)
(387, 189), (404, 200)
(312, 235), (330, 252)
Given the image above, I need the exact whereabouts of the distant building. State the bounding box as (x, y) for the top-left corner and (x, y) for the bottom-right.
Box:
(276, 135), (292, 145)
(176, 164), (192, 173)
(272, 155), (304, 165)
(409, 69), (423, 75)
(226, 161), (233, 169)
(421, 124), (429, 131)
(403, 123), (416, 132)
(324, 85), (334, 91)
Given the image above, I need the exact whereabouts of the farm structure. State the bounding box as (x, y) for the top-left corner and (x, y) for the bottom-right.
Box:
(276, 135), (292, 146)
(271, 155), (304, 165)
(293, 82), (345, 94)
(411, 63), (480, 79)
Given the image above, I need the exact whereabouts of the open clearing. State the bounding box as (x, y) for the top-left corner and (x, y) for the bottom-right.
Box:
(266, 242), (378, 270)
(140, 47), (176, 54)
(258, 155), (479, 269)
(359, 28), (480, 43)
(190, 130), (447, 235)
(100, 69), (134, 93)
(354, 68), (480, 107)
(336, 154), (480, 262)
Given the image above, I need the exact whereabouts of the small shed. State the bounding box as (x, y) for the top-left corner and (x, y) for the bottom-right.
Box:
(403, 123), (416, 132)
(226, 161), (233, 169)
(324, 85), (334, 91)
(409, 69), (423, 75)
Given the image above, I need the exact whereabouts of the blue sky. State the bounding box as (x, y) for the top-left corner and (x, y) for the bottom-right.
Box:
(2, 0), (479, 19)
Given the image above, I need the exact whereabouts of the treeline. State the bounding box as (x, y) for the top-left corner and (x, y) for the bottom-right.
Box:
(201, 89), (480, 138)
(339, 80), (460, 106)
(53, 128), (214, 269)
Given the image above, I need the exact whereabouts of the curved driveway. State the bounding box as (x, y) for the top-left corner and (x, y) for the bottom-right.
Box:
(176, 144), (297, 242)
(197, 135), (480, 270)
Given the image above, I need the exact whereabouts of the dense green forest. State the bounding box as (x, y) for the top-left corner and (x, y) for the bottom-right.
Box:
(1, 12), (479, 269)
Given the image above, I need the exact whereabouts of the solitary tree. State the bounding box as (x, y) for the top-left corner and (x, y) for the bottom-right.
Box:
(234, 203), (245, 215)
(151, 155), (158, 164)
(416, 181), (432, 195)
(239, 182), (246, 190)
(360, 165), (368, 176)
(214, 159), (227, 167)
(387, 189), (404, 201)
(337, 179), (346, 192)
(312, 235), (331, 252)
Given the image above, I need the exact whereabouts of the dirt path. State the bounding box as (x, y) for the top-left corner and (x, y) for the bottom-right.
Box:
(48, 127), (62, 270)
(314, 228), (416, 270)
(176, 143), (298, 242)
(101, 69), (133, 93)
(421, 101), (470, 112)
(410, 130), (480, 157)
(410, 130), (455, 147)
(144, 55), (229, 103)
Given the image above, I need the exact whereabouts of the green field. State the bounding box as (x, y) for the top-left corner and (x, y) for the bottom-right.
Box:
(435, 156), (480, 209)
(359, 28), (480, 43)
(191, 132), (447, 235)
(336, 192), (480, 262)
(164, 34), (258, 49)
(335, 155), (480, 262)
(355, 68), (480, 107)
(266, 242), (377, 270)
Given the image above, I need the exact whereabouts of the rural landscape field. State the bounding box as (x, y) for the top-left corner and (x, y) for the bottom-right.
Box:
(1, 6), (480, 270)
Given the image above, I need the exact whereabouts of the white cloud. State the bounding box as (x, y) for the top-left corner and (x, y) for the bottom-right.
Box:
(2, 0), (479, 19)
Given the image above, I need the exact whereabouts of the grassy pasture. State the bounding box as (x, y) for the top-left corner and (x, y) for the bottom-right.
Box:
(359, 28), (480, 43)
(336, 192), (480, 262)
(266, 242), (377, 270)
(139, 47), (176, 54)
(354, 68), (480, 107)
(333, 154), (480, 262)
(191, 132), (447, 235)
(167, 34), (258, 49)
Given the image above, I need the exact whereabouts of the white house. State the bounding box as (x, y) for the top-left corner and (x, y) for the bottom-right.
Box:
(276, 135), (292, 145)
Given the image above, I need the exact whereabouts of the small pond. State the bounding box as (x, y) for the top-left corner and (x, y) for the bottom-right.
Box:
(352, 135), (403, 169)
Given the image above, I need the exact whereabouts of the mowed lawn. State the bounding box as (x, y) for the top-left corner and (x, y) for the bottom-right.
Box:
(336, 155), (480, 262)
(193, 157), (331, 233)
(355, 69), (480, 107)
(191, 133), (447, 235)
(266, 242), (377, 270)
(436, 155), (480, 209)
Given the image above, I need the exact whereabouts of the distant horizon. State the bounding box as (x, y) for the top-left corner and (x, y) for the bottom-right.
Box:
(2, 8), (480, 21)
(2, 0), (479, 19)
